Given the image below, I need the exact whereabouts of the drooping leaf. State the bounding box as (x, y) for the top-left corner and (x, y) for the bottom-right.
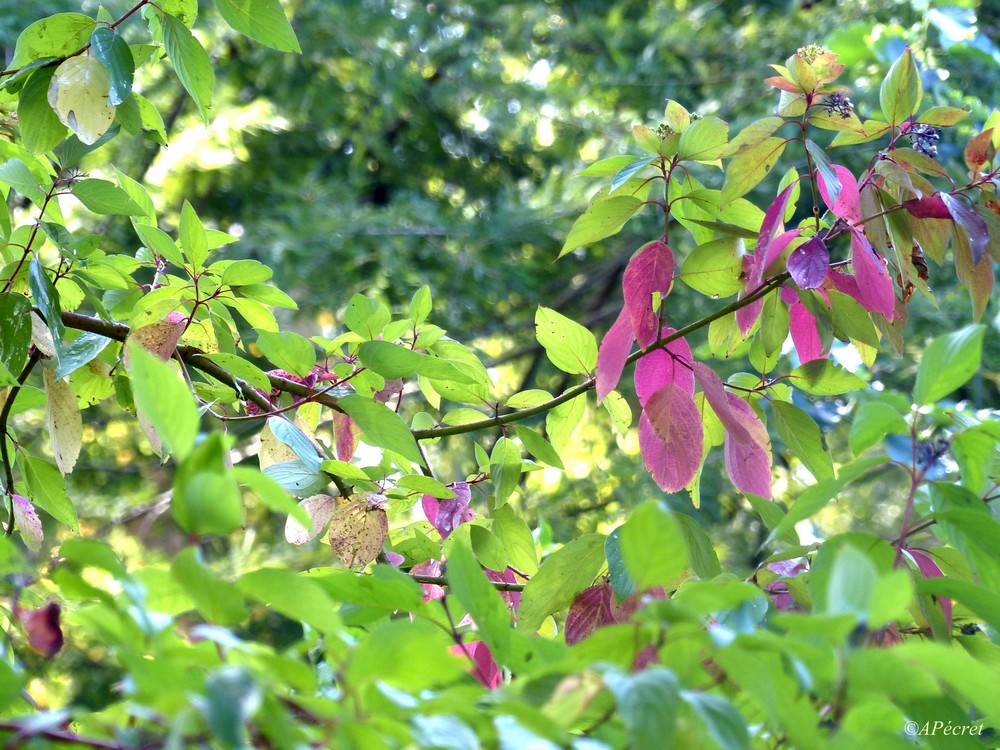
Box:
(565, 582), (623, 645)
(939, 192), (989, 265)
(161, 11), (214, 120)
(46, 56), (115, 145)
(722, 394), (773, 498)
(638, 384), (703, 493)
(618, 500), (688, 589)
(634, 330), (694, 406)
(214, 0), (301, 52)
(89, 26), (134, 105)
(850, 231), (896, 319)
(445, 540), (513, 665)
(773, 400), (834, 481)
(804, 139), (841, 208)
(329, 493), (389, 568)
(126, 342), (199, 459)
(605, 667), (681, 750)
(596, 308), (633, 404)
(13, 495), (43, 551)
(17, 67), (69, 154)
(0, 293), (33, 376)
(788, 301), (826, 363)
(336, 395), (424, 466)
(622, 238), (675, 348)
(489, 436), (522, 506)
(29, 256), (65, 357)
(43, 368), (81, 476)
(517, 534), (606, 633)
(816, 164), (861, 224)
(422, 482), (474, 540)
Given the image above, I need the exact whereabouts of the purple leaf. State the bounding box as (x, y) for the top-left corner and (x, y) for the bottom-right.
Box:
(422, 482), (474, 539)
(850, 231), (897, 319)
(789, 302), (826, 363)
(450, 641), (501, 689)
(596, 308), (633, 403)
(787, 236), (830, 290)
(764, 228), (803, 271)
(634, 329), (693, 407)
(623, 238), (675, 348)
(638, 383), (704, 492)
(565, 582), (620, 645)
(940, 193), (989, 265)
(902, 195), (952, 219)
(817, 164), (862, 224)
(334, 412), (357, 461)
(907, 548), (952, 632)
(722, 393), (773, 499)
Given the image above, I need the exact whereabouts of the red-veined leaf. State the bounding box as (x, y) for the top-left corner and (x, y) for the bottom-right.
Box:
(634, 330), (693, 406)
(639, 383), (704, 493)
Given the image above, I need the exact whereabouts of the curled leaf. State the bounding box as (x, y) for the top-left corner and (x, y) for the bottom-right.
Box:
(638, 383), (704, 493)
(47, 56), (115, 145)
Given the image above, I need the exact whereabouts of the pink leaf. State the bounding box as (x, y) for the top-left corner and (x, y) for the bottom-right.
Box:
(759, 182), (797, 258)
(789, 302), (827, 363)
(907, 548), (952, 632)
(124, 312), (187, 365)
(850, 231), (897, 319)
(15, 602), (63, 658)
(623, 238), (675, 348)
(634, 330), (693, 406)
(596, 308), (633, 403)
(818, 165), (862, 224)
(691, 362), (752, 445)
(638, 383), (704, 492)
(450, 641), (501, 689)
(763, 228), (803, 271)
(902, 195), (952, 219)
(12, 494), (43, 551)
(722, 393), (773, 498)
(422, 482), (474, 539)
(736, 228), (800, 337)
(411, 559), (444, 600)
(787, 236), (829, 290)
(486, 567), (522, 612)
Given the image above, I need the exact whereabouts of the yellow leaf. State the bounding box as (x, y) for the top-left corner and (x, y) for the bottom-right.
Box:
(47, 56), (116, 145)
(44, 368), (82, 475)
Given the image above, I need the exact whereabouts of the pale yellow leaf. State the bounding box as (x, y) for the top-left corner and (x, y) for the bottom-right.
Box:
(48, 56), (116, 145)
(13, 494), (43, 551)
(43, 368), (82, 475)
(285, 493), (338, 545)
(329, 493), (388, 568)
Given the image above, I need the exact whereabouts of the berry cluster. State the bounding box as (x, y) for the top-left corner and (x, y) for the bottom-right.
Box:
(908, 123), (940, 158)
(915, 436), (950, 469)
(824, 92), (854, 118)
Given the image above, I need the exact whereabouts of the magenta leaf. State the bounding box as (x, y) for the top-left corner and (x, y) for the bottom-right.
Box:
(411, 559), (444, 600)
(596, 308), (633, 403)
(486, 567), (522, 612)
(789, 302), (826, 363)
(722, 393), (773, 498)
(763, 228), (802, 271)
(638, 383), (704, 492)
(939, 192), (989, 264)
(334, 412), (358, 461)
(907, 548), (952, 632)
(691, 362), (752, 445)
(422, 482), (474, 539)
(817, 164), (861, 224)
(623, 238), (675, 348)
(850, 231), (897, 319)
(450, 641), (501, 689)
(787, 236), (829, 290)
(758, 182), (797, 258)
(634, 330), (693, 407)
(902, 195), (952, 219)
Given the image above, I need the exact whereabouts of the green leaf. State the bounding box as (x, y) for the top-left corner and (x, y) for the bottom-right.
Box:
(90, 26), (134, 105)
(396, 474), (456, 498)
(18, 67), (68, 154)
(237, 568), (341, 634)
(790, 359), (866, 395)
(848, 402), (908, 455)
(880, 47), (922, 127)
(0, 293), (33, 376)
(161, 11), (214, 121)
(344, 293), (391, 340)
(518, 533), (605, 633)
(821, 544), (877, 620)
(720, 116), (784, 158)
(24, 454), (79, 531)
(721, 137), (786, 202)
(337, 394), (424, 466)
(218, 259), (272, 286)
(682, 691), (750, 750)
(559, 196), (643, 257)
(916, 106), (970, 127)
(605, 667), (680, 750)
(171, 548), (247, 625)
(804, 139), (841, 207)
(674, 514), (721, 580)
(546, 392), (585, 453)
(490, 436), (522, 506)
(619, 501), (688, 589)
(515, 425), (564, 469)
(679, 238), (744, 297)
(535, 306), (598, 375)
(0, 158), (47, 206)
(71, 179), (145, 215)
(54, 332), (111, 380)
(610, 155), (657, 192)
(179, 200), (208, 268)
(445, 540), (512, 664)
(345, 618), (465, 689)
(256, 330), (316, 377)
(10, 13), (95, 68)
(578, 155), (639, 176)
(29, 256), (65, 356)
(492, 504), (538, 575)
(358, 340), (474, 383)
(917, 578), (1000, 633)
(827, 289), (880, 348)
(677, 116), (729, 163)
(773, 401), (834, 481)
(214, 0), (301, 52)
(127, 342), (199, 459)
(760, 292), (789, 356)
(913, 324), (985, 405)
(134, 224), (184, 266)
(204, 667), (261, 750)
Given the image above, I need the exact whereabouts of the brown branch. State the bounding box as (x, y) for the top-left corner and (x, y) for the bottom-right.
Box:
(409, 573), (526, 592)
(2, 350), (42, 536)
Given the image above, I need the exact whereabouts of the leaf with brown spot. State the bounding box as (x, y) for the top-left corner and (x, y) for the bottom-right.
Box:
(43, 368), (82, 475)
(329, 493), (388, 568)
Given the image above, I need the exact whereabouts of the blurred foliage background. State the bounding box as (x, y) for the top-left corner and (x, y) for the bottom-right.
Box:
(3, 0), (998, 575)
